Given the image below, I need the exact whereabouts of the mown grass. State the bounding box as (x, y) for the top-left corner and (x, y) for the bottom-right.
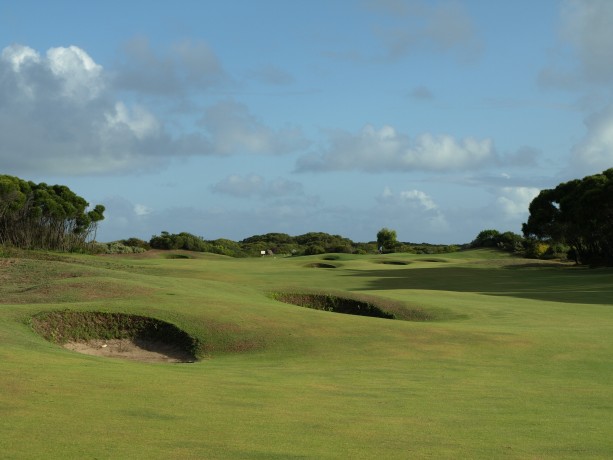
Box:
(1, 248), (613, 458)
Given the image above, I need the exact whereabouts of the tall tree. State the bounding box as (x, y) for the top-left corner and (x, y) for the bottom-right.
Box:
(522, 168), (613, 265)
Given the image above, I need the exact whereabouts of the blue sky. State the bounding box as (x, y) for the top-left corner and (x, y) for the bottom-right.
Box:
(1, 0), (612, 244)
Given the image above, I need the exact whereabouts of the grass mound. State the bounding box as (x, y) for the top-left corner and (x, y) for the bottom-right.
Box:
(306, 263), (337, 268)
(31, 310), (200, 362)
(271, 291), (435, 321)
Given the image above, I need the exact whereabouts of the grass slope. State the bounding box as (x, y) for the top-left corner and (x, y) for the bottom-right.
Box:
(1, 249), (613, 458)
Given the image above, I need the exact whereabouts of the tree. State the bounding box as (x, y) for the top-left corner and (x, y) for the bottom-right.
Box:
(522, 168), (613, 265)
(471, 229), (501, 247)
(0, 175), (104, 251)
(376, 228), (397, 253)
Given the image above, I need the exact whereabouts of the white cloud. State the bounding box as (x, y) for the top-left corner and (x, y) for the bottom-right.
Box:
(0, 43), (308, 176)
(296, 124), (494, 172)
(134, 204), (153, 216)
(212, 174), (304, 198)
(104, 102), (161, 141)
(495, 186), (539, 221)
(46, 46), (104, 101)
(375, 187), (449, 236)
(1, 43), (40, 73)
(0, 44), (182, 175)
(200, 99), (310, 155)
(399, 189), (437, 210)
(569, 105), (613, 174)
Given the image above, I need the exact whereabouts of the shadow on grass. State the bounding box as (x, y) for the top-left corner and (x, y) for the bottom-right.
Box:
(346, 265), (613, 305)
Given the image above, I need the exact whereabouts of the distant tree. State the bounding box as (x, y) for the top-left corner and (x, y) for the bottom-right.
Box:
(498, 231), (524, 253)
(376, 228), (397, 253)
(120, 237), (151, 250)
(471, 229), (502, 247)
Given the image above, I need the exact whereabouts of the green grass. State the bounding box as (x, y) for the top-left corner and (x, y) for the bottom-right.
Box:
(1, 248), (613, 458)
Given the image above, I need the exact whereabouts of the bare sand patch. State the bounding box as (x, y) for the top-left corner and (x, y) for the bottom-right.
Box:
(63, 338), (195, 363)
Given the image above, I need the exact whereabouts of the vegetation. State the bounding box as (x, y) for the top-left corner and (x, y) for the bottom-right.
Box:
(1, 249), (613, 457)
(470, 229), (525, 253)
(0, 174), (104, 251)
(147, 230), (460, 257)
(376, 227), (398, 252)
(523, 168), (613, 266)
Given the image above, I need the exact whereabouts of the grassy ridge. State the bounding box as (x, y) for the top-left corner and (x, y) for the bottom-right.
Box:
(1, 249), (613, 458)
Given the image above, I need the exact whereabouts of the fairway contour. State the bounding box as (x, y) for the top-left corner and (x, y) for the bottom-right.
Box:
(272, 292), (396, 319)
(32, 311), (199, 363)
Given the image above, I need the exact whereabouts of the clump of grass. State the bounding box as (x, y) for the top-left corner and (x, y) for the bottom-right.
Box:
(270, 291), (435, 321)
(30, 310), (200, 359)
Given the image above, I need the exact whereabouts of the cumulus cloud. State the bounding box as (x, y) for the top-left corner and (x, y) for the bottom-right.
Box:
(495, 186), (539, 221)
(296, 125), (494, 172)
(375, 186), (449, 235)
(569, 105), (613, 174)
(200, 99), (310, 155)
(1, 43), (104, 101)
(212, 174), (304, 198)
(0, 43), (310, 176)
(0, 44), (181, 175)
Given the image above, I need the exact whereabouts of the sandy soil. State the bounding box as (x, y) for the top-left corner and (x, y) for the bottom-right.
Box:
(63, 339), (195, 363)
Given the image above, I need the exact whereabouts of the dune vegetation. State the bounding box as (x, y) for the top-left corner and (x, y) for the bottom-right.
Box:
(1, 247), (613, 458)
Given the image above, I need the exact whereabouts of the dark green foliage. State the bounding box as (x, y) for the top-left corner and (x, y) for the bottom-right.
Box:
(471, 229), (502, 247)
(523, 168), (613, 265)
(120, 237), (151, 250)
(376, 227), (398, 252)
(147, 230), (459, 257)
(150, 231), (208, 251)
(0, 174), (104, 251)
(471, 229), (524, 253)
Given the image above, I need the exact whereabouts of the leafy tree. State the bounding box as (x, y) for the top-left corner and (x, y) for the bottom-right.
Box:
(0, 175), (104, 251)
(522, 168), (613, 265)
(376, 228), (397, 253)
(471, 229), (502, 247)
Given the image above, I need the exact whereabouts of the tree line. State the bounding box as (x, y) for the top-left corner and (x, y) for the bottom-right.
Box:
(0, 174), (105, 251)
(109, 230), (460, 257)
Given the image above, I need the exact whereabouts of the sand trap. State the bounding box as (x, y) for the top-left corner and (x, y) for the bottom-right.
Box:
(63, 338), (195, 363)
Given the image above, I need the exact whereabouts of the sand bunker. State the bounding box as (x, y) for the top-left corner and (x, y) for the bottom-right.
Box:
(63, 338), (196, 363)
(32, 310), (199, 363)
